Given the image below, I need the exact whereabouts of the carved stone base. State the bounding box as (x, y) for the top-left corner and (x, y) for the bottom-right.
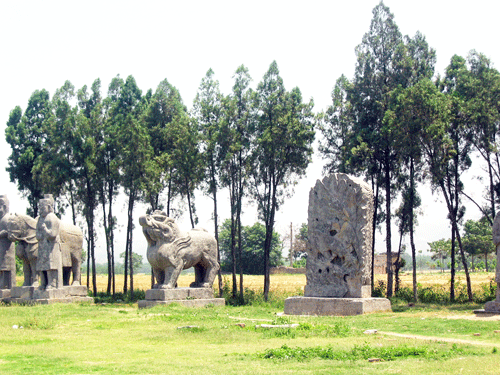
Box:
(10, 285), (93, 305)
(304, 285), (372, 298)
(11, 286), (36, 300)
(138, 287), (225, 309)
(284, 296), (392, 316)
(0, 289), (11, 300)
(474, 300), (500, 316)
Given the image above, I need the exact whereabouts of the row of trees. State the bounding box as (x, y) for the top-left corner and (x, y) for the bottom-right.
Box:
(5, 62), (315, 300)
(318, 2), (500, 302)
(429, 217), (496, 272)
(6, 1), (499, 303)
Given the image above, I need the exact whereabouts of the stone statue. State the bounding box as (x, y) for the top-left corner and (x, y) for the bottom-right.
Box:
(36, 195), (63, 290)
(0, 195), (16, 290)
(139, 211), (219, 289)
(7, 212), (83, 288)
(492, 212), (500, 302)
(305, 173), (373, 298)
(7, 213), (38, 287)
(284, 173), (391, 316)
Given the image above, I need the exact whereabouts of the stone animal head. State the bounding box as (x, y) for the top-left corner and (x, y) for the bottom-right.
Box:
(139, 210), (181, 244)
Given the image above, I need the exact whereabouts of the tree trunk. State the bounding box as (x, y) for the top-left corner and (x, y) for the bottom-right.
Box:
(450, 223), (456, 302)
(186, 178), (195, 229)
(409, 157), (418, 302)
(371, 177), (380, 293)
(385, 158), (393, 298)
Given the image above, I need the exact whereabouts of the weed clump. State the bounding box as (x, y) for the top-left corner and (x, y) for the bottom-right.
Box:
(259, 343), (478, 362)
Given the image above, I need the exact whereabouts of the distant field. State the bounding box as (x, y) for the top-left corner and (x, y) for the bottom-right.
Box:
(82, 271), (496, 294)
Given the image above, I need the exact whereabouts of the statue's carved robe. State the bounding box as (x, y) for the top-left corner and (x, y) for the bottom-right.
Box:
(36, 213), (62, 271)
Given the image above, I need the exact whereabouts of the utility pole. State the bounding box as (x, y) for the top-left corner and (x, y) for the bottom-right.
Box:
(289, 222), (293, 267)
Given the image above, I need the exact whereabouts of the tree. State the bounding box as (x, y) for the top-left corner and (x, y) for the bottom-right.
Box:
(251, 61), (315, 300)
(5, 89), (51, 217)
(119, 251), (143, 273)
(318, 75), (354, 174)
(192, 69), (225, 295)
(416, 58), (473, 301)
(393, 183), (421, 297)
(143, 78), (188, 214)
(348, 3), (439, 298)
(462, 51), (500, 221)
(218, 219), (282, 275)
(462, 218), (495, 271)
(114, 75), (153, 295)
(220, 65), (254, 298)
(428, 239), (451, 273)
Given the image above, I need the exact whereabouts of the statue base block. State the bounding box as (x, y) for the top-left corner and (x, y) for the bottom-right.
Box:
(10, 285), (93, 304)
(474, 300), (500, 316)
(11, 286), (36, 300)
(0, 289), (11, 300)
(284, 297), (392, 316)
(138, 287), (225, 309)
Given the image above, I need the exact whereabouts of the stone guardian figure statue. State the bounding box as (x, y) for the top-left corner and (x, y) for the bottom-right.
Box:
(36, 195), (62, 290)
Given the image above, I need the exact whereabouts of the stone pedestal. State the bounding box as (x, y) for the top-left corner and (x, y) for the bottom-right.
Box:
(10, 285), (93, 304)
(11, 286), (36, 301)
(138, 287), (225, 309)
(0, 289), (11, 300)
(284, 296), (391, 316)
(474, 300), (500, 316)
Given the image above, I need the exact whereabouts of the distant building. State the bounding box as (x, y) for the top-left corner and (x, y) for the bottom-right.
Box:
(373, 253), (399, 274)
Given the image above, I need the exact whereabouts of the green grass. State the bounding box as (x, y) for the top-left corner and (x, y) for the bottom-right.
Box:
(0, 301), (499, 374)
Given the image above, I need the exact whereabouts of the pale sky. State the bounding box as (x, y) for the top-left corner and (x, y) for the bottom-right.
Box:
(1, 0), (499, 262)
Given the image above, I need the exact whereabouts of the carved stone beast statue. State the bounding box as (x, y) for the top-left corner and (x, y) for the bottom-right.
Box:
(7, 213), (83, 287)
(139, 211), (219, 289)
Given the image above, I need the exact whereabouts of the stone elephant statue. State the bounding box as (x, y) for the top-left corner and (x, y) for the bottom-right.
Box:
(7, 213), (83, 287)
(139, 211), (219, 289)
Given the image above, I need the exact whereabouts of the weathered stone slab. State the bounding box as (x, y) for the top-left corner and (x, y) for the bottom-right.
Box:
(145, 287), (214, 301)
(139, 287), (224, 308)
(284, 297), (391, 316)
(306, 174), (373, 298)
(0, 289), (11, 299)
(31, 296), (93, 305)
(34, 285), (89, 299)
(138, 298), (225, 309)
(11, 286), (36, 299)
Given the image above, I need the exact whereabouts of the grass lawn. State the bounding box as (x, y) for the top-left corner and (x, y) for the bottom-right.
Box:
(1, 299), (499, 374)
(1, 271), (498, 374)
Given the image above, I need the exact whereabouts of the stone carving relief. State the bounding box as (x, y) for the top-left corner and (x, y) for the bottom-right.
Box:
(305, 173), (373, 298)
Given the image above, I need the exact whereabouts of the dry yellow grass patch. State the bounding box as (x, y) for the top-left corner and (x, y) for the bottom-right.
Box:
(82, 271), (495, 294)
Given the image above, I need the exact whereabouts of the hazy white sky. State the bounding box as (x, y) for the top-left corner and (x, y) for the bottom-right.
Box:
(0, 0), (499, 261)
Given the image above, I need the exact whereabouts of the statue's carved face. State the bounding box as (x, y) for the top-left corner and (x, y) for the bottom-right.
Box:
(39, 200), (53, 217)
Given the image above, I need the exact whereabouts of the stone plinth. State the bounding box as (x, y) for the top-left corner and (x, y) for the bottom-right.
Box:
(284, 297), (391, 316)
(474, 300), (500, 316)
(138, 287), (225, 309)
(10, 285), (93, 304)
(0, 289), (11, 300)
(11, 286), (36, 300)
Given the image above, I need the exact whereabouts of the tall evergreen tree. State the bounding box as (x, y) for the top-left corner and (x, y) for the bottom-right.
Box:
(5, 89), (51, 217)
(252, 61), (315, 300)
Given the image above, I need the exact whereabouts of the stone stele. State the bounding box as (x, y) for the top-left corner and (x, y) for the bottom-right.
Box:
(284, 173), (391, 316)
